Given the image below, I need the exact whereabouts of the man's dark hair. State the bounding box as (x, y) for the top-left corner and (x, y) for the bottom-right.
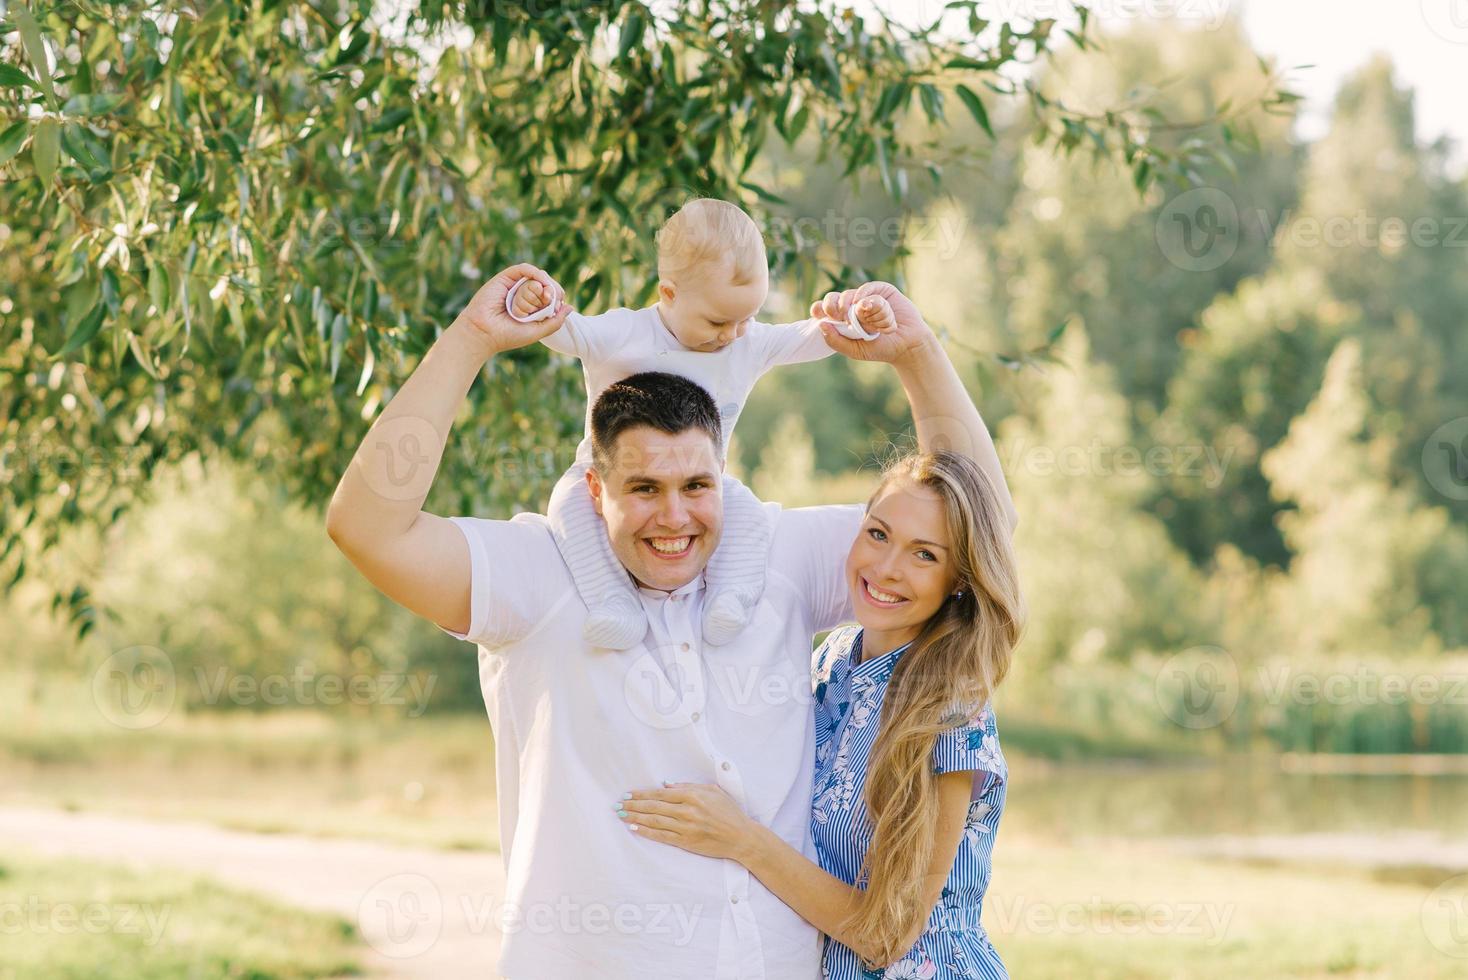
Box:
(590, 372), (723, 473)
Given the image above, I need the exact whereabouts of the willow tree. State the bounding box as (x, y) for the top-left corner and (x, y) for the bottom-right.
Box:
(0, 0), (1283, 633)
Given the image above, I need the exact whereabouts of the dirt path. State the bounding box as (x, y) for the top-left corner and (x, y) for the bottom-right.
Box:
(0, 804), (506, 979)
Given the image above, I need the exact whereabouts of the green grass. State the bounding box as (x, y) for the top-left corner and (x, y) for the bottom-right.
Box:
(0, 852), (363, 979)
(990, 835), (1466, 979)
(0, 706), (500, 852)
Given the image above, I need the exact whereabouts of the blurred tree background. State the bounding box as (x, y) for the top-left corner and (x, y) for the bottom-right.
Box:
(3, 3), (1465, 749)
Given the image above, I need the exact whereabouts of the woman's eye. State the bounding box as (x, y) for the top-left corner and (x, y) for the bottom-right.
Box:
(867, 527), (886, 541)
(917, 550), (936, 562)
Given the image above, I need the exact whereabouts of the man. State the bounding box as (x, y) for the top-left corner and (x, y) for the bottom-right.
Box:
(325, 265), (1015, 979)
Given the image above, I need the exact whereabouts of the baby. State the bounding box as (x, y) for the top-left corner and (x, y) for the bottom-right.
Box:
(508, 198), (895, 649)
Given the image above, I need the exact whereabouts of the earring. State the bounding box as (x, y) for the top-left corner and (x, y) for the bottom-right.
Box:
(951, 589), (965, 599)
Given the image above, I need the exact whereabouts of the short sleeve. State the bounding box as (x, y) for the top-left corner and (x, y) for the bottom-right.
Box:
(769, 503), (864, 634)
(754, 318), (836, 371)
(436, 513), (569, 648)
(932, 703), (1008, 791)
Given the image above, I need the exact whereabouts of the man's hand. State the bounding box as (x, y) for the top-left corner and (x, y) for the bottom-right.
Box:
(458, 264), (574, 355)
(810, 281), (938, 365)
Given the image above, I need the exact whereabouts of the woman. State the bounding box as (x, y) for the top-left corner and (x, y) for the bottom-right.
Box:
(618, 290), (1023, 978)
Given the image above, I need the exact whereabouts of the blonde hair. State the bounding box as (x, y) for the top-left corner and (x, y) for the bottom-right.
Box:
(843, 451), (1025, 968)
(655, 198), (767, 287)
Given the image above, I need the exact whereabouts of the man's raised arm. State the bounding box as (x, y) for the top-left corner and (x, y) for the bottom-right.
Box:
(810, 283), (1019, 533)
(324, 264), (573, 634)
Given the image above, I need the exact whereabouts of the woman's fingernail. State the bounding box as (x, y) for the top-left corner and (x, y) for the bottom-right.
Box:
(628, 824), (639, 832)
(622, 792), (632, 800)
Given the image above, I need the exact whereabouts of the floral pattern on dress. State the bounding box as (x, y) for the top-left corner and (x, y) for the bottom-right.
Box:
(812, 625), (1009, 980)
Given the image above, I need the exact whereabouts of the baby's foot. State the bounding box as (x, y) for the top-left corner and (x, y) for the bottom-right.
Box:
(583, 591), (647, 650)
(703, 587), (760, 646)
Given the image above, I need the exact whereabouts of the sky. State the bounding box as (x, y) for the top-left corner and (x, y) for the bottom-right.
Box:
(852, 0), (1468, 170)
(1234, 0), (1466, 163)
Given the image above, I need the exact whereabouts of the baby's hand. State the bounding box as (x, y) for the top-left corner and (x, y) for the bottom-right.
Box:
(510, 278), (553, 319)
(851, 295), (896, 336)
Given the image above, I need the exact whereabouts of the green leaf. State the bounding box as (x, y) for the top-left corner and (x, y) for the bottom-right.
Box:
(51, 303), (106, 358)
(0, 64), (35, 89)
(738, 180), (788, 206)
(61, 122), (102, 169)
(13, 3), (56, 107)
(31, 117), (58, 185)
(369, 107), (411, 133)
(617, 9), (645, 62)
(0, 120), (27, 167)
(147, 261), (172, 315)
(945, 55), (997, 71)
(329, 312), (346, 381)
(62, 92), (123, 116)
(954, 84), (993, 138)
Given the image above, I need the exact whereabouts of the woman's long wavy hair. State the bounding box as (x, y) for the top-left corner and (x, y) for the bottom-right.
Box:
(841, 450), (1025, 968)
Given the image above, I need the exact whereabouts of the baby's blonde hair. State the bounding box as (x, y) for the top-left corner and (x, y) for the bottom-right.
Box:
(656, 198), (767, 287)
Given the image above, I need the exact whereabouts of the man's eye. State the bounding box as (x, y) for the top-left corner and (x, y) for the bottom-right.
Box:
(634, 486), (656, 494)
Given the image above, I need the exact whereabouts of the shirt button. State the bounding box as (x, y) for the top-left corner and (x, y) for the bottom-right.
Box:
(691, 711), (701, 722)
(680, 642), (691, 652)
(730, 895), (740, 904)
(720, 761), (731, 771)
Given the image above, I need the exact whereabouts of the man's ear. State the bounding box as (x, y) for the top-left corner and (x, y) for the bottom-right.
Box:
(585, 466), (604, 517)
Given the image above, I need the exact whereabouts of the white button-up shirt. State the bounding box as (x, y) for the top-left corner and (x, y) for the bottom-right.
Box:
(440, 500), (862, 980)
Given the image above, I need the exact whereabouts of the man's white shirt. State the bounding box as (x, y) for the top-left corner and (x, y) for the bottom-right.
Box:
(439, 500), (862, 980)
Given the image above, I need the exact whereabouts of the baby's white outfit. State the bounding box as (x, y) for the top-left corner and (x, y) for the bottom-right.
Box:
(541, 303), (834, 648)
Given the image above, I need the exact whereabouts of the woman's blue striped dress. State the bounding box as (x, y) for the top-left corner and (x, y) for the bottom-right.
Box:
(811, 625), (1009, 980)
